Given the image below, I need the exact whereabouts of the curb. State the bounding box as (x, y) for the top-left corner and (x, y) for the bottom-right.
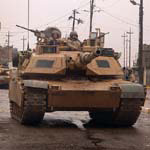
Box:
(142, 107), (150, 113)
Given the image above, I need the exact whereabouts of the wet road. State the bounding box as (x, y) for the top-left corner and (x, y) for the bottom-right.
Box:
(0, 89), (150, 150)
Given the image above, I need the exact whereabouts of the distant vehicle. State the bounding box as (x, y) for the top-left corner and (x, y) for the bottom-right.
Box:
(0, 46), (18, 88)
(9, 25), (146, 126)
(0, 64), (9, 88)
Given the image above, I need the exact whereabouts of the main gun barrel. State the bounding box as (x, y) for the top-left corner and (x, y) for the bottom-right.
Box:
(80, 49), (101, 65)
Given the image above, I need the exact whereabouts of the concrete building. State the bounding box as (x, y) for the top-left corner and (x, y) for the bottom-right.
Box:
(143, 44), (150, 85)
(0, 46), (13, 64)
(0, 46), (18, 67)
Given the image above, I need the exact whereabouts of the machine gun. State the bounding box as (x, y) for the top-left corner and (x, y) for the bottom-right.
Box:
(16, 25), (47, 42)
(16, 25), (62, 43)
(99, 32), (110, 38)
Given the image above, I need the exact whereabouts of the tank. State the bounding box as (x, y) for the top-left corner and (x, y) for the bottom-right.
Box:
(9, 25), (146, 126)
(0, 64), (10, 88)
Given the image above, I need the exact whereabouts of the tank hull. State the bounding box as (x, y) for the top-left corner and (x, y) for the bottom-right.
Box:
(45, 80), (121, 111)
(9, 79), (146, 126)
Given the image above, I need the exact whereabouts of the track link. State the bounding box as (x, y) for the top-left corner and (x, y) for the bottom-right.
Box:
(10, 87), (47, 125)
(89, 98), (144, 126)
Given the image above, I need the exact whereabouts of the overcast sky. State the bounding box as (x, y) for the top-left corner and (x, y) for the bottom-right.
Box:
(0, 0), (150, 66)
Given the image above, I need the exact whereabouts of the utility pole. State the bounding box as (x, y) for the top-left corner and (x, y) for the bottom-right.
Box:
(84, 0), (101, 37)
(127, 28), (134, 68)
(90, 0), (95, 34)
(0, 22), (1, 46)
(6, 31), (13, 49)
(130, 0), (144, 84)
(126, 35), (129, 68)
(6, 31), (13, 65)
(72, 10), (76, 31)
(138, 0), (144, 84)
(68, 9), (83, 32)
(121, 33), (127, 68)
(21, 36), (27, 51)
(27, 0), (30, 50)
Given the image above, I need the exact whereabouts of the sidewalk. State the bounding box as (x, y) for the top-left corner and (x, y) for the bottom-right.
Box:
(142, 90), (150, 113)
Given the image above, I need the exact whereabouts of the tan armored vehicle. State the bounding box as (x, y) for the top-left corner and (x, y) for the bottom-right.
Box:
(9, 25), (146, 126)
(0, 46), (13, 87)
(0, 64), (9, 87)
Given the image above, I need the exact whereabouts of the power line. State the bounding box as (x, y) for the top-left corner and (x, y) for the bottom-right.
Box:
(35, 1), (90, 29)
(101, 9), (138, 27)
(96, 5), (150, 31)
(76, 0), (91, 10)
(0, 31), (25, 34)
(36, 13), (72, 29)
(101, 0), (121, 9)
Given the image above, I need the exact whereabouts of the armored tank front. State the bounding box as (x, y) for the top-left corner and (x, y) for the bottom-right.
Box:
(9, 26), (146, 126)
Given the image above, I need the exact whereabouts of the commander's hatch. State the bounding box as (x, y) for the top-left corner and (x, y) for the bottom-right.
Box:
(82, 28), (105, 52)
(89, 32), (98, 46)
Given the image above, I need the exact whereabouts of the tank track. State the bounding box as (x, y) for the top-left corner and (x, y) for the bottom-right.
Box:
(10, 88), (47, 125)
(89, 98), (144, 126)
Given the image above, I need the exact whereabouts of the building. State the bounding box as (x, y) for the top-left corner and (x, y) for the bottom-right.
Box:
(0, 46), (18, 67)
(0, 46), (13, 64)
(143, 44), (150, 85)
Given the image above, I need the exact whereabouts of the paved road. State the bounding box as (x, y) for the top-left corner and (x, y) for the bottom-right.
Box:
(0, 89), (150, 150)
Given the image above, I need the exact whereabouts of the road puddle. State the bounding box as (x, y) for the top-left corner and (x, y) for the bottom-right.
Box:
(43, 112), (90, 130)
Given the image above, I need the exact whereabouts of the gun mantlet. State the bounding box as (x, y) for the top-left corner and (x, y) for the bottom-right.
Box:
(67, 49), (101, 70)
